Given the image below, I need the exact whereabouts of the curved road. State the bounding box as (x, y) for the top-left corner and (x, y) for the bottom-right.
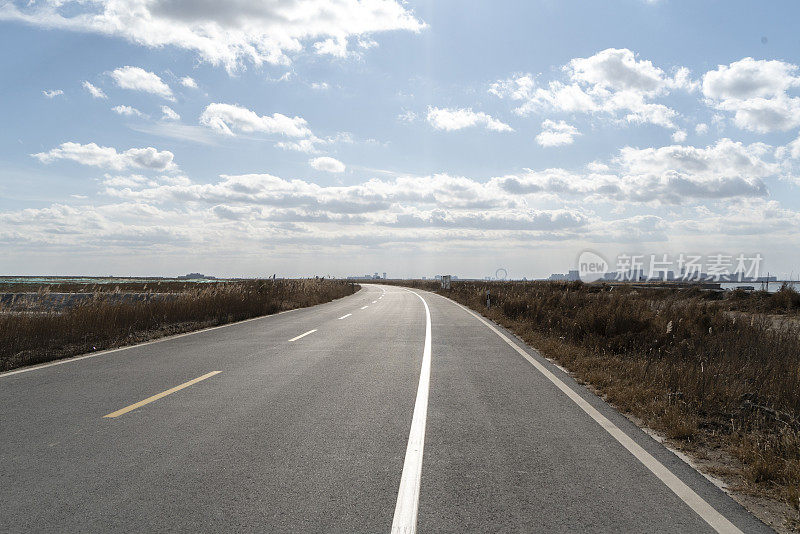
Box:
(0, 285), (771, 533)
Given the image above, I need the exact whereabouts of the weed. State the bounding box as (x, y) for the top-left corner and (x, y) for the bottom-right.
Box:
(1, 279), (357, 371)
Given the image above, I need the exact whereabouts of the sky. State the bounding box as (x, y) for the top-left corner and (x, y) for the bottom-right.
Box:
(1, 0), (800, 279)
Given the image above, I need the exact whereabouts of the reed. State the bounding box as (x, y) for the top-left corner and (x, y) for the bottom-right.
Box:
(1, 279), (357, 371)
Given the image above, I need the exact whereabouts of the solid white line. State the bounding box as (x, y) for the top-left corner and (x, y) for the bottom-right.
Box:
(449, 298), (743, 534)
(288, 329), (317, 342)
(338, 313), (352, 320)
(391, 290), (432, 534)
(361, 305), (369, 309)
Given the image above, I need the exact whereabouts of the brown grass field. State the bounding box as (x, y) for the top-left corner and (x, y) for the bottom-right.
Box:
(1, 279), (357, 372)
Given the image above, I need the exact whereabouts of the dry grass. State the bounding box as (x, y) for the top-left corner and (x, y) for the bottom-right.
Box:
(1, 279), (357, 371)
(387, 279), (800, 516)
(724, 284), (800, 315)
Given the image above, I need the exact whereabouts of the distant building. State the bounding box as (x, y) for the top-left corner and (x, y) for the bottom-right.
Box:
(346, 273), (385, 280)
(547, 270), (580, 281)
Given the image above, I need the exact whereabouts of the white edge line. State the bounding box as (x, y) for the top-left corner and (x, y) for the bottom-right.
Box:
(288, 329), (317, 342)
(391, 289), (432, 534)
(361, 305), (369, 309)
(1, 289), (362, 379)
(444, 295), (743, 534)
(338, 313), (352, 320)
(2, 307), (300, 378)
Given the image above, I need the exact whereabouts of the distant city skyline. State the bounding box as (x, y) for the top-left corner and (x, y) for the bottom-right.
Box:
(2, 1), (800, 278)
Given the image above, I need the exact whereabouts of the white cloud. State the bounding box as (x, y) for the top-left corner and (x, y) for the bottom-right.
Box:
(112, 105), (144, 117)
(275, 138), (324, 153)
(0, 0), (425, 72)
(110, 66), (174, 100)
(493, 139), (775, 204)
(314, 36), (348, 58)
(614, 139), (774, 202)
(398, 109), (418, 123)
(309, 156), (345, 173)
(180, 76), (198, 89)
(702, 58), (799, 100)
(82, 81), (107, 99)
(536, 120), (580, 147)
(587, 161), (609, 172)
(490, 48), (695, 130)
(785, 134), (800, 160)
(671, 129), (687, 143)
(33, 142), (176, 172)
(357, 37), (378, 49)
(200, 103), (311, 138)
(128, 122), (217, 145)
(102, 172), (588, 235)
(718, 95), (800, 133)
(8, 149), (797, 260)
(672, 67), (700, 93)
(268, 72), (294, 83)
(695, 123), (709, 134)
(675, 198), (800, 237)
(310, 82), (329, 90)
(106, 139), (776, 215)
(702, 58), (800, 133)
(275, 131), (355, 154)
(616, 138), (774, 176)
(42, 89), (63, 98)
(489, 74), (536, 101)
(568, 47), (668, 93)
(426, 106), (513, 132)
(161, 106), (180, 121)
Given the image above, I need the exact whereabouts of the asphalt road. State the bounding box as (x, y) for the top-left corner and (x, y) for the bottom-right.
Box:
(0, 284), (773, 533)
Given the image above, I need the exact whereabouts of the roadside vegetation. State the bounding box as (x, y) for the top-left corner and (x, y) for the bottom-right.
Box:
(390, 280), (800, 527)
(1, 279), (357, 372)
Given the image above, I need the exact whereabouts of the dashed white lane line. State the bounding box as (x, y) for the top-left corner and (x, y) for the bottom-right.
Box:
(450, 299), (743, 534)
(288, 329), (317, 342)
(1, 307), (305, 378)
(360, 305), (369, 310)
(372, 300), (378, 304)
(391, 290), (432, 534)
(338, 314), (352, 320)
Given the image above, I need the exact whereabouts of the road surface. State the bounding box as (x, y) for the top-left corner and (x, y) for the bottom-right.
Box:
(0, 285), (771, 533)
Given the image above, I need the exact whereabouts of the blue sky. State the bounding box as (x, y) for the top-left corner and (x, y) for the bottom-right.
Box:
(2, 0), (800, 279)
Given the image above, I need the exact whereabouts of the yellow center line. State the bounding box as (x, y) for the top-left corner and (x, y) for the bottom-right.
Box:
(103, 371), (221, 418)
